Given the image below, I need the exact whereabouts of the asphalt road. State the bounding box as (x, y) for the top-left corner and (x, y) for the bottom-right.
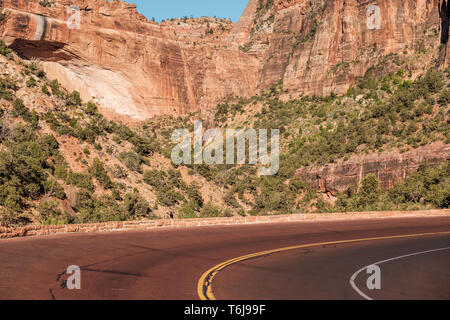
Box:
(0, 216), (449, 300)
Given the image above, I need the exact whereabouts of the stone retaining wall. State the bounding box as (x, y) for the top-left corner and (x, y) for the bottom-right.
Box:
(1, 210), (449, 239)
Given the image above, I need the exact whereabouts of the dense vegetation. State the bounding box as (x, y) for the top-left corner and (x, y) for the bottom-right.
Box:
(144, 64), (450, 216)
(0, 48), (163, 226)
(0, 44), (232, 227)
(0, 40), (448, 228)
(336, 161), (450, 212)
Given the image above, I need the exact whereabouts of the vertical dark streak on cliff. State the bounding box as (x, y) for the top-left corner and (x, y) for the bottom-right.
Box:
(438, 0), (450, 66)
(439, 0), (450, 44)
(42, 15), (47, 40)
(340, 0), (346, 64)
(35, 14), (47, 41)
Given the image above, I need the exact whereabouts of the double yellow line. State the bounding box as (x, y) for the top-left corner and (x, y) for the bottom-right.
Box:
(197, 231), (450, 300)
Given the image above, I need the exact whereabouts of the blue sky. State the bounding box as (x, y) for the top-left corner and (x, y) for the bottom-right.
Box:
(125, 0), (248, 22)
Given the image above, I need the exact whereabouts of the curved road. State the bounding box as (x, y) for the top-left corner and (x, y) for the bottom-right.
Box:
(0, 216), (449, 300)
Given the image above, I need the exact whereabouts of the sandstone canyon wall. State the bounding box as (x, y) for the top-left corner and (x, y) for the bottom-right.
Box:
(0, 0), (448, 120)
(251, 0), (448, 94)
(0, 0), (260, 119)
(296, 143), (450, 196)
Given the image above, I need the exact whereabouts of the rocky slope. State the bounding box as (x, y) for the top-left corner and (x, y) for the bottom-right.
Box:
(1, 0), (449, 119)
(0, 49), (238, 226)
(0, 1), (448, 226)
(198, 64), (450, 210)
(296, 142), (450, 197)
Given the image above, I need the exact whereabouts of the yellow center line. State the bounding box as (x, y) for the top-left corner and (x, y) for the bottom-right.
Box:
(197, 231), (450, 300)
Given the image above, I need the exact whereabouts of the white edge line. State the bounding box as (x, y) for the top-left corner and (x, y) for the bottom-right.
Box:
(350, 246), (450, 300)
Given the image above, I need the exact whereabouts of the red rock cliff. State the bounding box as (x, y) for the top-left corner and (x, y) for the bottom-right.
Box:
(0, 0), (448, 119)
(296, 143), (450, 195)
(254, 0), (448, 94)
(0, 0), (259, 119)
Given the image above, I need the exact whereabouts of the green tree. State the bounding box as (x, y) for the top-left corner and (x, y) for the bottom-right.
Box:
(356, 174), (381, 209)
(89, 158), (113, 189)
(200, 201), (223, 218)
(119, 151), (142, 172)
(123, 192), (150, 218)
(143, 169), (167, 189)
(38, 199), (63, 224)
